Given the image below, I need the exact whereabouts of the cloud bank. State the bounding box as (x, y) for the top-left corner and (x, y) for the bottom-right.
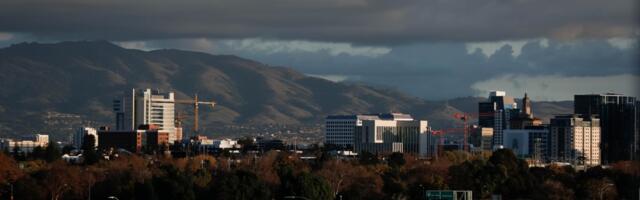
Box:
(0, 0), (637, 44)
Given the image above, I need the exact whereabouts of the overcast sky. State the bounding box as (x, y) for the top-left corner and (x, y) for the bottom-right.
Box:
(0, 0), (637, 100)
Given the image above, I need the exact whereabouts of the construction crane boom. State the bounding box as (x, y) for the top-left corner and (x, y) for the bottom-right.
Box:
(174, 94), (216, 135)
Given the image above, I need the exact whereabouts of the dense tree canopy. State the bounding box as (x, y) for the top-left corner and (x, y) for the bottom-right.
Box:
(0, 150), (638, 199)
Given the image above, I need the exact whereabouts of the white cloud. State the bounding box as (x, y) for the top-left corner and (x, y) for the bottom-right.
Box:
(219, 38), (390, 57)
(0, 32), (13, 41)
(472, 74), (640, 101)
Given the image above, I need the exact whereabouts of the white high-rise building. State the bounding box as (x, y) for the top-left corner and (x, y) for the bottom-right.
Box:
(550, 115), (601, 166)
(114, 89), (177, 143)
(325, 113), (415, 149)
(74, 127), (98, 148)
(351, 113), (435, 157)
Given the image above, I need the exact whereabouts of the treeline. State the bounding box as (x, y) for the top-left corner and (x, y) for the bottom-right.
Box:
(0, 149), (638, 200)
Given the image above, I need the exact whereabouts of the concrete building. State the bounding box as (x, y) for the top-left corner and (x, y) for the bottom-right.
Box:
(0, 134), (49, 153)
(353, 114), (434, 157)
(98, 129), (143, 153)
(213, 139), (238, 149)
(325, 114), (383, 149)
(574, 93), (638, 163)
(502, 127), (549, 162)
(470, 126), (493, 151)
(73, 127), (98, 149)
(478, 91), (518, 147)
(114, 88), (177, 143)
(550, 115), (601, 166)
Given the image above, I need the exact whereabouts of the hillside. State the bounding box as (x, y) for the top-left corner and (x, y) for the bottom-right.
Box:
(0, 41), (572, 139)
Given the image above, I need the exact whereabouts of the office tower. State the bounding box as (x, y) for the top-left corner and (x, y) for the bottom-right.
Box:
(574, 94), (637, 163)
(550, 115), (601, 166)
(470, 127), (493, 151)
(478, 91), (518, 147)
(325, 113), (410, 149)
(114, 88), (177, 143)
(74, 127), (98, 149)
(352, 114), (434, 157)
(502, 126), (549, 162)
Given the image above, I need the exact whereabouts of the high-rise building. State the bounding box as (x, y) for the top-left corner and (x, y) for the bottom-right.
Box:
(550, 115), (601, 166)
(502, 127), (549, 162)
(74, 127), (98, 149)
(574, 93), (637, 163)
(478, 91), (518, 147)
(470, 127), (493, 151)
(325, 113), (412, 149)
(353, 114), (434, 157)
(114, 89), (177, 143)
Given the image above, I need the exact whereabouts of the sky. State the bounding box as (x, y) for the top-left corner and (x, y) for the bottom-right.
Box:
(0, 0), (638, 100)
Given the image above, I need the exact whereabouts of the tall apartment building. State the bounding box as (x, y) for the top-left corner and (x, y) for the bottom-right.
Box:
(550, 115), (601, 166)
(114, 88), (177, 143)
(73, 127), (98, 149)
(352, 114), (434, 157)
(478, 91), (518, 147)
(574, 93), (638, 163)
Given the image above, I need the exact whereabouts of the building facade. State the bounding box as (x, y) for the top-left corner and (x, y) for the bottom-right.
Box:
(574, 93), (638, 163)
(114, 88), (177, 143)
(73, 127), (98, 149)
(324, 113), (412, 149)
(502, 127), (549, 162)
(470, 127), (494, 151)
(98, 130), (143, 153)
(353, 114), (434, 157)
(550, 115), (601, 166)
(478, 91), (518, 147)
(0, 134), (49, 153)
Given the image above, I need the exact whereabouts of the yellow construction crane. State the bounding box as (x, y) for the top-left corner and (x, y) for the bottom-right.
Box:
(174, 94), (216, 135)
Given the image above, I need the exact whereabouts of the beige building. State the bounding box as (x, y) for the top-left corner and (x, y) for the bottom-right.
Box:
(550, 115), (601, 166)
(0, 134), (49, 153)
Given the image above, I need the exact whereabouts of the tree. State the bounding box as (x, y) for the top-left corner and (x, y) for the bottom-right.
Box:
(82, 134), (99, 165)
(210, 170), (271, 200)
(359, 151), (379, 165)
(387, 152), (406, 168)
(44, 143), (61, 163)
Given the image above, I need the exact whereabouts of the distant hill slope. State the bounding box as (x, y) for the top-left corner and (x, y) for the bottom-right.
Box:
(0, 41), (572, 138)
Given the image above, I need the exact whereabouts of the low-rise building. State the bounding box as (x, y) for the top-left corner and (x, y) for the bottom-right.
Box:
(0, 134), (49, 154)
(353, 114), (434, 157)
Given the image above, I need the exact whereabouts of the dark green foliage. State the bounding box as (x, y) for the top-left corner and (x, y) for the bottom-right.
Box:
(359, 151), (379, 165)
(61, 145), (74, 154)
(44, 142), (61, 163)
(81, 134), (99, 165)
(211, 170), (271, 200)
(387, 152), (406, 168)
(153, 165), (195, 200)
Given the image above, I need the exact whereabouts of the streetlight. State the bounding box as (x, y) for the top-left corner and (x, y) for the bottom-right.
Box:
(107, 196), (120, 200)
(599, 183), (614, 200)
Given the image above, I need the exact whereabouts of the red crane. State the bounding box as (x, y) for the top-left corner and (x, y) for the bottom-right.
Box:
(431, 128), (465, 158)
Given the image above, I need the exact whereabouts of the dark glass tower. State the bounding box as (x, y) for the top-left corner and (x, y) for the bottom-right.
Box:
(574, 94), (638, 163)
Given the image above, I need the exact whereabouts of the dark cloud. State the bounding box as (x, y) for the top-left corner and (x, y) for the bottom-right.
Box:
(0, 0), (637, 44)
(199, 39), (638, 99)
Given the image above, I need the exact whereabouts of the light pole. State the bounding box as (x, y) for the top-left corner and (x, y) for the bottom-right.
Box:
(5, 182), (13, 200)
(107, 196), (119, 200)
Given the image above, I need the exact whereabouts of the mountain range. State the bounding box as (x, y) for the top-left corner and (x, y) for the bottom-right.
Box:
(0, 41), (573, 139)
